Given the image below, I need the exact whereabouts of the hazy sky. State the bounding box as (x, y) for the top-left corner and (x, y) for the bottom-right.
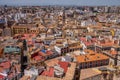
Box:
(0, 0), (120, 6)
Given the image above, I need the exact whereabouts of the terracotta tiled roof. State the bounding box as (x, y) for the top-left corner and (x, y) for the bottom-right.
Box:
(48, 67), (54, 77)
(110, 50), (117, 55)
(38, 52), (47, 57)
(0, 61), (11, 69)
(80, 37), (86, 41)
(0, 75), (5, 79)
(100, 42), (114, 47)
(27, 41), (33, 45)
(84, 41), (92, 46)
(33, 56), (42, 61)
(41, 67), (54, 77)
(58, 61), (69, 73)
(46, 50), (53, 55)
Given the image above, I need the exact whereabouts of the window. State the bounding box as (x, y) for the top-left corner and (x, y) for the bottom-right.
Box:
(95, 61), (98, 66)
(90, 63), (92, 67)
(11, 46), (14, 48)
(106, 60), (108, 64)
(85, 65), (87, 68)
(82, 63), (84, 68)
(90, 62), (92, 65)
(80, 65), (82, 69)
(16, 46), (20, 49)
(6, 46), (10, 48)
(100, 61), (102, 66)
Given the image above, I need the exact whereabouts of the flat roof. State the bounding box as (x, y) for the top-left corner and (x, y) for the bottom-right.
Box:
(12, 24), (35, 28)
(80, 68), (101, 80)
(45, 57), (60, 67)
(97, 42), (119, 48)
(76, 50), (109, 63)
(20, 76), (30, 80)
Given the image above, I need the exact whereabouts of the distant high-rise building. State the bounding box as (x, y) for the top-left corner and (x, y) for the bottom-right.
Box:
(104, 6), (109, 13)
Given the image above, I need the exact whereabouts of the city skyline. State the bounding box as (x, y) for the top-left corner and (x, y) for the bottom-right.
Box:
(0, 0), (120, 6)
(0, 4), (120, 80)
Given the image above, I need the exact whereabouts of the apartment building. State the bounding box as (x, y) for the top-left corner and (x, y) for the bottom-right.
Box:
(76, 50), (109, 69)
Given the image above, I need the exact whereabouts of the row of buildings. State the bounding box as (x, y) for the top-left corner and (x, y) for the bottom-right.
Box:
(0, 6), (120, 80)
